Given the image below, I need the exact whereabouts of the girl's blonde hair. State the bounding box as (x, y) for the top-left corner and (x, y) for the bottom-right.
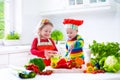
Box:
(37, 19), (53, 34)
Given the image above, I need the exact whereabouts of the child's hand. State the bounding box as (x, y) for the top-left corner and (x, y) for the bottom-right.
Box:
(70, 44), (74, 51)
(48, 51), (58, 54)
(45, 50), (57, 59)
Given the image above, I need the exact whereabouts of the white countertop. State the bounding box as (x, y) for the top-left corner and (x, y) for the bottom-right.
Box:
(0, 45), (30, 54)
(0, 66), (120, 80)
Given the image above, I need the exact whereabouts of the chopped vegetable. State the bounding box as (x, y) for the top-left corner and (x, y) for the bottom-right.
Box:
(26, 64), (39, 73)
(86, 66), (94, 73)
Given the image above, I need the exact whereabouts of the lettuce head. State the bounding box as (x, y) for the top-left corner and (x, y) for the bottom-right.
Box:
(103, 55), (120, 72)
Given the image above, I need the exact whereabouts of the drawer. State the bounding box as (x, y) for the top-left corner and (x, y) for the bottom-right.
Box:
(9, 53), (28, 66)
(0, 54), (8, 65)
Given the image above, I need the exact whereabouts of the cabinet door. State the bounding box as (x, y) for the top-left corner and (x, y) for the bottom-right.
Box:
(27, 52), (37, 60)
(0, 55), (8, 65)
(9, 53), (28, 66)
(0, 55), (8, 69)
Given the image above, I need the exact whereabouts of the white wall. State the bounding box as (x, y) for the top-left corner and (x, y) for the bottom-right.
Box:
(46, 9), (120, 48)
(20, 0), (43, 45)
(20, 0), (120, 48)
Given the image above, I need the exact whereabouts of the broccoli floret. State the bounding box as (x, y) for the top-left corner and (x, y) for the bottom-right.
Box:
(29, 58), (46, 71)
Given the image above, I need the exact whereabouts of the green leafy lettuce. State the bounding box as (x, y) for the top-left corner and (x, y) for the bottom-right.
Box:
(89, 40), (120, 72)
(103, 56), (120, 72)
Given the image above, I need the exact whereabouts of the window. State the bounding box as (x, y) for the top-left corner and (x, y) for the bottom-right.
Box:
(76, 0), (83, 4)
(66, 0), (110, 14)
(68, 0), (109, 6)
(99, 0), (106, 2)
(0, 0), (4, 39)
(0, 0), (22, 40)
(69, 0), (75, 5)
(90, 0), (97, 3)
(69, 0), (83, 5)
(90, 0), (106, 3)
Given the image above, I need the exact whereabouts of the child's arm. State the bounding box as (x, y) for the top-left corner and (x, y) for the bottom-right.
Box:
(65, 43), (69, 57)
(49, 38), (58, 51)
(74, 35), (84, 49)
(30, 38), (46, 58)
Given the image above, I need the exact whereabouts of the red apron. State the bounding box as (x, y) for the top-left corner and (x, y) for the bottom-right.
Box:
(37, 39), (56, 66)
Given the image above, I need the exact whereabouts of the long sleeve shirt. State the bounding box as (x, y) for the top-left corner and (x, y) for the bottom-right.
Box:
(30, 37), (58, 58)
(66, 34), (84, 59)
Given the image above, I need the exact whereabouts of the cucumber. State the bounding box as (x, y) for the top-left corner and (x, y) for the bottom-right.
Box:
(28, 72), (36, 78)
(19, 73), (29, 79)
(19, 71), (36, 79)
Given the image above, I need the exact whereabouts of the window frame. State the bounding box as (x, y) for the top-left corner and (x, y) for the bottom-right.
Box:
(0, 0), (22, 45)
(0, 0), (4, 39)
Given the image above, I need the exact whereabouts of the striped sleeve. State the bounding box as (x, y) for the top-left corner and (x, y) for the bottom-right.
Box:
(74, 35), (84, 48)
(65, 43), (69, 57)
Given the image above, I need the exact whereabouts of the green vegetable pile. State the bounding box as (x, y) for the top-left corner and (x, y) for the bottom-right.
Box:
(29, 58), (46, 72)
(89, 40), (120, 72)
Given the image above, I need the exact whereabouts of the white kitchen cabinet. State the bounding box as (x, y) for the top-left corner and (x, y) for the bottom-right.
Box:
(9, 52), (37, 67)
(9, 52), (29, 67)
(39, 0), (111, 16)
(66, 0), (110, 10)
(0, 54), (9, 69)
(0, 46), (33, 69)
(8, 53), (37, 67)
(0, 54), (8, 65)
(67, 0), (109, 6)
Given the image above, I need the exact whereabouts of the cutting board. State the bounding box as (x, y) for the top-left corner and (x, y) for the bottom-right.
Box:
(45, 65), (86, 73)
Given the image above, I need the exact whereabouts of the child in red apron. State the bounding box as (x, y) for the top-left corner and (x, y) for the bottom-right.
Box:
(30, 19), (58, 66)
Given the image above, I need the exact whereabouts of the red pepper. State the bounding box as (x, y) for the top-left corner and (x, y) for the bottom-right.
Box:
(57, 58), (67, 65)
(26, 64), (39, 73)
(56, 63), (68, 68)
(83, 70), (87, 73)
(57, 58), (68, 68)
(43, 59), (51, 66)
(67, 59), (76, 68)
